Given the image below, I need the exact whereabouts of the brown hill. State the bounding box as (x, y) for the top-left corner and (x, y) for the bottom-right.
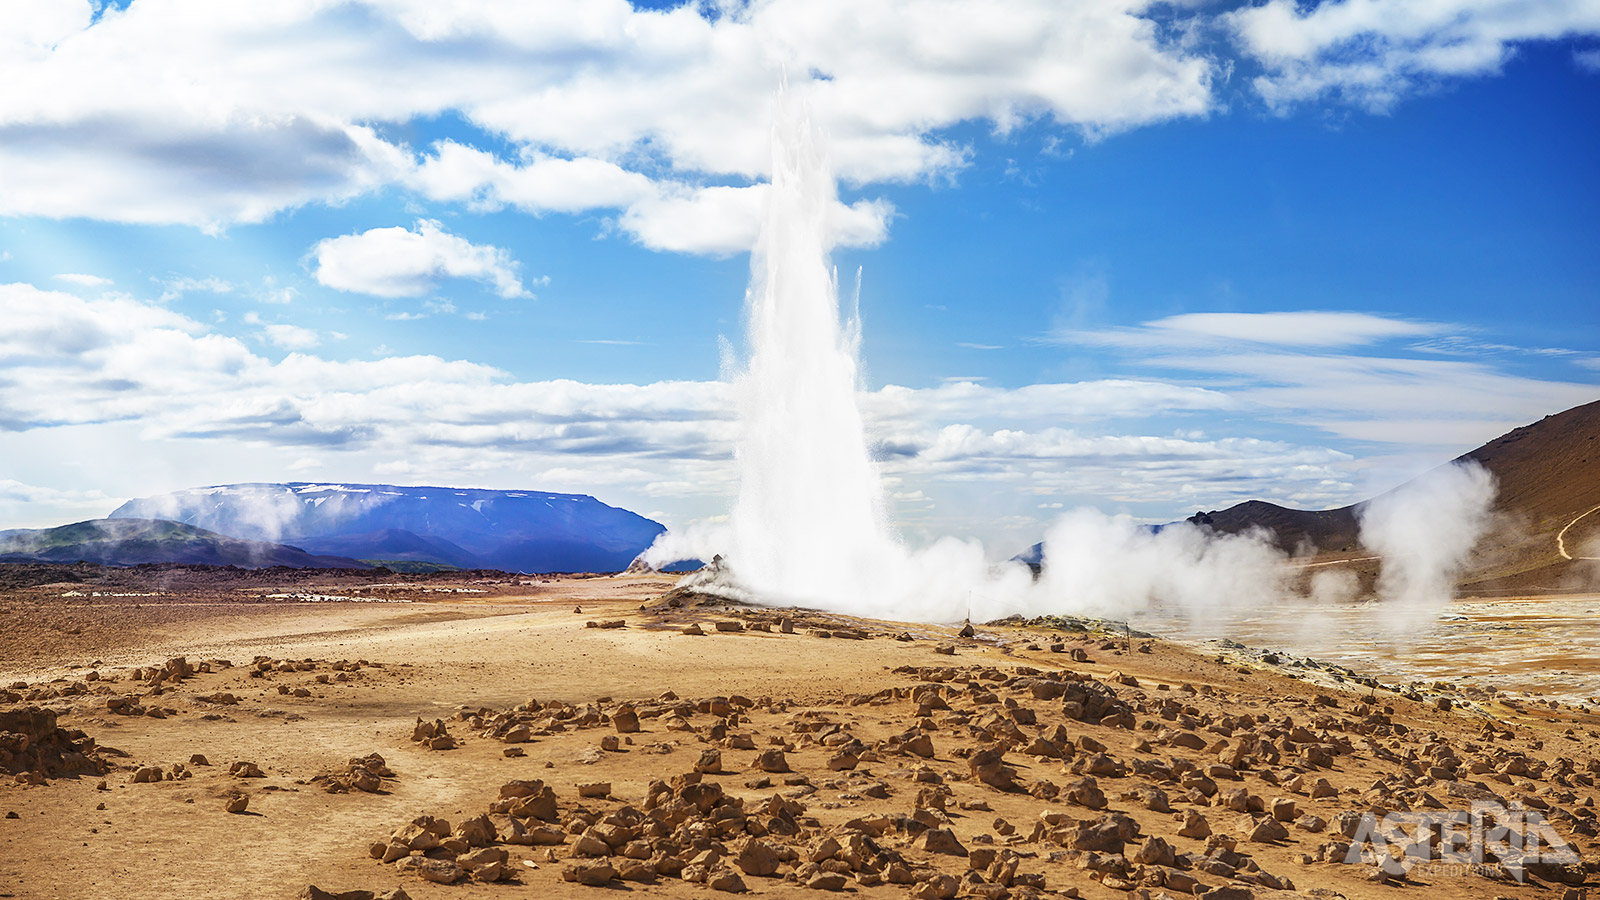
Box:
(1192, 398), (1600, 594)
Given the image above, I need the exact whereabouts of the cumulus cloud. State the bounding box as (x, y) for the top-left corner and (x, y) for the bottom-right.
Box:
(310, 219), (530, 299)
(0, 0), (1215, 246)
(409, 141), (655, 214)
(617, 184), (893, 256)
(260, 323), (320, 350)
(1227, 0), (1600, 110)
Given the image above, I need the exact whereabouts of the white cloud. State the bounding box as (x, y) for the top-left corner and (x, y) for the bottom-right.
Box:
(1227, 0), (1600, 110)
(1064, 311), (1598, 449)
(0, 0), (1214, 244)
(0, 477), (109, 529)
(409, 140), (655, 214)
(1578, 48), (1600, 71)
(1066, 310), (1447, 349)
(311, 219), (530, 299)
(0, 282), (1362, 523)
(615, 183), (893, 255)
(1154, 311), (1444, 346)
(4, 284), (1587, 539)
(261, 322), (320, 350)
(156, 275), (234, 302)
(53, 272), (112, 287)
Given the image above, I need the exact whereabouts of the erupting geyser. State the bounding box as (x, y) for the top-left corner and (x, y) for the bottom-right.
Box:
(641, 94), (1013, 615)
(643, 91), (1497, 628)
(722, 98), (898, 606)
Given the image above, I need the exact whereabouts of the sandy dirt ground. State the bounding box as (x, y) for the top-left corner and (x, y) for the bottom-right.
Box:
(3, 572), (1598, 900)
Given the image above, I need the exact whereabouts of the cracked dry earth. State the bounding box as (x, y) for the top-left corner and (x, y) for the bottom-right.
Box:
(2, 573), (1599, 900)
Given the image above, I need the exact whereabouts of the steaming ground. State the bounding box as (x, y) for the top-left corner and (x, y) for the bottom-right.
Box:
(642, 94), (1502, 634)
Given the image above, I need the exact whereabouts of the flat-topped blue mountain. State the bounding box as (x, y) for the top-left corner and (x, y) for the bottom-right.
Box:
(0, 518), (365, 569)
(110, 483), (665, 574)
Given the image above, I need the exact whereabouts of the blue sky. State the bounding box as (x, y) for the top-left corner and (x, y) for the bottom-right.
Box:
(1, 0), (1596, 551)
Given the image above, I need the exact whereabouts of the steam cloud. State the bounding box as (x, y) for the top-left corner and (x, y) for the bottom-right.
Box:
(644, 93), (1498, 631)
(1357, 460), (1498, 631)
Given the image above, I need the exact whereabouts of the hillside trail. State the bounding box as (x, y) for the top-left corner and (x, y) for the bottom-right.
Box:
(1557, 503), (1600, 560)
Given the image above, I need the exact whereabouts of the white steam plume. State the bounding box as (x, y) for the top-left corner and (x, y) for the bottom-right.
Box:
(1357, 460), (1497, 630)
(643, 92), (1492, 633)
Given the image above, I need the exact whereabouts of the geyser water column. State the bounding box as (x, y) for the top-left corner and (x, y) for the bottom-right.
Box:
(722, 98), (901, 606)
(644, 93), (1038, 617)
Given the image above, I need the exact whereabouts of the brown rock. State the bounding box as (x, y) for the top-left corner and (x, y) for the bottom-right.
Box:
(695, 749), (723, 774)
(754, 749), (790, 773)
(455, 813), (496, 847)
(616, 859), (656, 882)
(805, 871), (848, 890)
(1065, 777), (1107, 810)
(613, 705), (641, 733)
(1244, 814), (1290, 843)
(911, 874), (959, 899)
(736, 838), (780, 877)
(562, 860), (617, 886)
(405, 858), (465, 885)
(1178, 809), (1212, 839)
(298, 887), (375, 900)
(969, 747), (1019, 791)
(230, 760), (266, 778)
(916, 828), (967, 856)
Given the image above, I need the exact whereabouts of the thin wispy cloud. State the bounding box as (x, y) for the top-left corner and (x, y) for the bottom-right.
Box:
(53, 272), (111, 287)
(1057, 310), (1597, 450)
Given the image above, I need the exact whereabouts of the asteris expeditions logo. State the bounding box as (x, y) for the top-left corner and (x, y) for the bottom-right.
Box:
(1344, 802), (1581, 883)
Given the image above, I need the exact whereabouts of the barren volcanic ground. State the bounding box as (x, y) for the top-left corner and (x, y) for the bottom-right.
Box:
(3, 571), (1599, 900)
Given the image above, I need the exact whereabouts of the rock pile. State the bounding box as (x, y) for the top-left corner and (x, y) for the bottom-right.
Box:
(411, 718), (456, 750)
(0, 705), (111, 781)
(312, 752), (396, 794)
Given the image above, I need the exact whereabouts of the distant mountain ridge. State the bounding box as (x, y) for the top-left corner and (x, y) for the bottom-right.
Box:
(110, 482), (666, 574)
(1019, 399), (1600, 593)
(1192, 399), (1600, 591)
(0, 518), (366, 569)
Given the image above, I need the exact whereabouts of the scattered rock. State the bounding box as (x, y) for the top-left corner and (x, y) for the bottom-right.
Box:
(754, 749), (790, 773)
